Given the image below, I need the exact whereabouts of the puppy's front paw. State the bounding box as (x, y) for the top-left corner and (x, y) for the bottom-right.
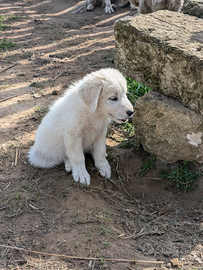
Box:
(72, 169), (90, 186)
(96, 159), (111, 179)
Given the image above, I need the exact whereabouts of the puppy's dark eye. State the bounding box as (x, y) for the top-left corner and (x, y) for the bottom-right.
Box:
(109, 97), (117, 101)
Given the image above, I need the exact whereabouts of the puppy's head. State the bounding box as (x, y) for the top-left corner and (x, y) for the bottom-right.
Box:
(78, 68), (134, 123)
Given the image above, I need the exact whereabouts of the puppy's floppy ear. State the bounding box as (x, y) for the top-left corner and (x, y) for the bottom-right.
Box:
(78, 78), (102, 113)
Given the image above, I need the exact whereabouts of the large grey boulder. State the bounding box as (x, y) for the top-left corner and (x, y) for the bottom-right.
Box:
(114, 10), (203, 114)
(183, 0), (203, 18)
(133, 91), (203, 163)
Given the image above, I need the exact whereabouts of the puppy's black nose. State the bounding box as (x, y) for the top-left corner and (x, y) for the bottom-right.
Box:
(126, 110), (134, 117)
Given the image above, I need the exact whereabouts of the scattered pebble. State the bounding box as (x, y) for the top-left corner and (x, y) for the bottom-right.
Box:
(170, 258), (180, 266)
(34, 94), (42, 99)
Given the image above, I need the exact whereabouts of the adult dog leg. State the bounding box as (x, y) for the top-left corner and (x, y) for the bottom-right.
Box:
(64, 137), (90, 185)
(129, 0), (139, 9)
(92, 129), (111, 179)
(104, 0), (115, 13)
(138, 0), (153, 13)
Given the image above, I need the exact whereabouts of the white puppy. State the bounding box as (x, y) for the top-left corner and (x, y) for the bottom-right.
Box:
(28, 68), (134, 186)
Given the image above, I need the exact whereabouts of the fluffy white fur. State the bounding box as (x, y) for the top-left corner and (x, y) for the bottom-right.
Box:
(72, 0), (183, 13)
(28, 68), (133, 186)
(134, 0), (184, 13)
(72, 0), (133, 14)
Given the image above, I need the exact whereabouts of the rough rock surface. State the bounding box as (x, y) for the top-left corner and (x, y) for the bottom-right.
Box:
(114, 10), (203, 114)
(133, 91), (203, 163)
(183, 0), (203, 18)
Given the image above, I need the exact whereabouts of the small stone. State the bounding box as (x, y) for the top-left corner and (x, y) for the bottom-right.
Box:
(1, 144), (7, 151)
(170, 258), (180, 266)
(34, 94), (41, 99)
(158, 208), (168, 216)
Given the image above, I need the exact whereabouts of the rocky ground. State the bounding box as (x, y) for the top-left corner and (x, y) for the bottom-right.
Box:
(0, 0), (203, 269)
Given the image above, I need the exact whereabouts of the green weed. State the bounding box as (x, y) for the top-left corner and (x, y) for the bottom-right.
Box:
(58, 189), (69, 200)
(119, 137), (137, 149)
(120, 122), (135, 137)
(32, 106), (48, 120)
(140, 154), (156, 176)
(126, 76), (151, 106)
(0, 14), (19, 31)
(0, 38), (16, 50)
(159, 161), (201, 192)
(100, 225), (111, 235)
(7, 14), (19, 21)
(0, 15), (8, 31)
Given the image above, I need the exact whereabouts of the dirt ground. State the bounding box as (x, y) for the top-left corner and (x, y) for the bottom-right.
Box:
(0, 0), (203, 269)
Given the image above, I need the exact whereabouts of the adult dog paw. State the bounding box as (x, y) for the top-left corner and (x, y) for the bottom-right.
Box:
(87, 4), (94, 11)
(72, 169), (90, 186)
(96, 159), (111, 179)
(104, 5), (115, 13)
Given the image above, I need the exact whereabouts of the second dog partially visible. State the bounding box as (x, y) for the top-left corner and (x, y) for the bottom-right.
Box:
(28, 68), (134, 186)
(131, 0), (183, 13)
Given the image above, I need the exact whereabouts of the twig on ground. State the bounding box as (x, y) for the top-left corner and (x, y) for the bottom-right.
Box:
(141, 177), (163, 180)
(28, 169), (38, 182)
(3, 182), (10, 191)
(29, 204), (45, 215)
(0, 207), (9, 211)
(0, 95), (19, 103)
(6, 206), (23, 218)
(121, 216), (162, 239)
(0, 63), (17, 73)
(49, 70), (67, 86)
(122, 230), (164, 240)
(15, 149), (18, 166)
(0, 244), (164, 264)
(92, 256), (96, 270)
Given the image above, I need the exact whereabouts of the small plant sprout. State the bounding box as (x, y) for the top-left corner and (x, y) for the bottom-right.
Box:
(0, 38), (16, 50)
(140, 154), (156, 176)
(100, 225), (111, 235)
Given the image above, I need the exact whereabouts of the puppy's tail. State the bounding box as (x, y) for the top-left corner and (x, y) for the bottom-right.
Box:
(28, 146), (56, 168)
(72, 1), (86, 13)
